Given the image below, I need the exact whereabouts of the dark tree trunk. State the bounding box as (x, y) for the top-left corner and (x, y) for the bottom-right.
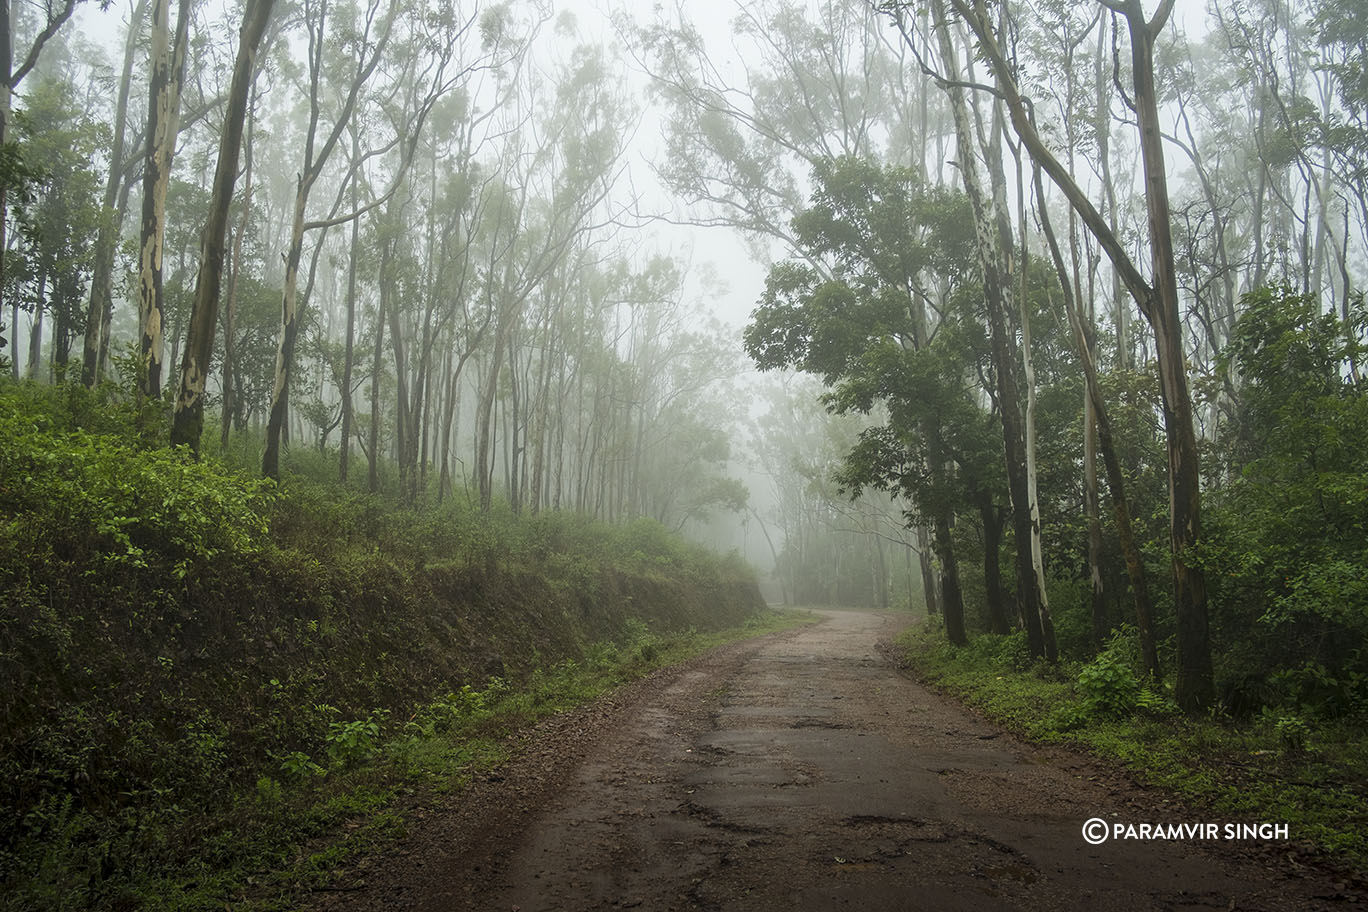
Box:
(1116, 0), (1211, 708)
(932, 501), (966, 646)
(955, 0), (1206, 703)
(975, 486), (1010, 635)
(171, 0), (273, 454)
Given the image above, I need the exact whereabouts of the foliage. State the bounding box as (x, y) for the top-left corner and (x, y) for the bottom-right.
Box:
(4, 77), (108, 369)
(0, 380), (767, 910)
(0, 386), (276, 577)
(1202, 287), (1368, 720)
(1076, 638), (1142, 721)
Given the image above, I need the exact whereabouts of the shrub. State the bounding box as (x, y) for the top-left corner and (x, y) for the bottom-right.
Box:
(1077, 647), (1141, 720)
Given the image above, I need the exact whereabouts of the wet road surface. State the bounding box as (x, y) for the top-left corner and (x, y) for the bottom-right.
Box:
(317, 609), (1363, 911)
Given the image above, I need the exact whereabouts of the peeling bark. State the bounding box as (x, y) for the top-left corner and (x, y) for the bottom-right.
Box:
(170, 0), (274, 454)
(136, 0), (191, 402)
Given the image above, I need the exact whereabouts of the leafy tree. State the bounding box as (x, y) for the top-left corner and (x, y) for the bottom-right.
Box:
(5, 76), (105, 376)
(0, 0), (96, 365)
(746, 156), (988, 644)
(1205, 287), (1368, 717)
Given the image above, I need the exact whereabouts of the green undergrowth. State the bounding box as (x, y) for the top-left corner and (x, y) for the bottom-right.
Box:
(0, 380), (774, 910)
(899, 625), (1368, 872)
(70, 609), (811, 912)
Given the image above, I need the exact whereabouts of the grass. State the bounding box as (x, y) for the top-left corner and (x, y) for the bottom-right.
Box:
(898, 624), (1368, 873)
(52, 608), (816, 912)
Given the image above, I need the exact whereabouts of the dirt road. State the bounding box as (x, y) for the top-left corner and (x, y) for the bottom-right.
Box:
(315, 609), (1363, 911)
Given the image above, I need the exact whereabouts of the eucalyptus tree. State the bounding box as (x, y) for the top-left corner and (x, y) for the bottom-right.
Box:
(260, 0), (399, 478)
(398, 99), (493, 498)
(80, 0), (147, 387)
(1034, 164), (1160, 676)
(551, 252), (749, 529)
(260, 0), (480, 479)
(611, 257), (746, 529)
(169, 0), (274, 453)
(627, 0), (909, 252)
(470, 42), (632, 511)
(1211, 0), (1367, 315)
(1014, 0), (1159, 663)
(880, 0), (1057, 657)
(219, 81), (262, 450)
(944, 0), (1214, 708)
(134, 0), (190, 400)
(364, 7), (537, 497)
(430, 154), (499, 501)
(1314, 0), (1368, 287)
(1208, 2), (1322, 299)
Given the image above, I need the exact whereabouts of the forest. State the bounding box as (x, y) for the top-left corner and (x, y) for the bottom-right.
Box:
(1, 0), (1367, 905)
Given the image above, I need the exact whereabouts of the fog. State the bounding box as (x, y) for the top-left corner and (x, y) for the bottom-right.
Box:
(6, 0), (1365, 616)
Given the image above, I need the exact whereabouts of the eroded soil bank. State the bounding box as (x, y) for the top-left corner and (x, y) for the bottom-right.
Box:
(313, 609), (1366, 911)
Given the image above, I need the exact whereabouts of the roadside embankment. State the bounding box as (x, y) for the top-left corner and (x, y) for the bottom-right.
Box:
(0, 383), (767, 909)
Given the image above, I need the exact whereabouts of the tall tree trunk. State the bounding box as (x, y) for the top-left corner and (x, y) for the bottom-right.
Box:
(170, 0), (272, 454)
(476, 304), (510, 511)
(136, 0), (191, 402)
(932, 0), (1051, 658)
(927, 418), (967, 643)
(405, 301), (435, 503)
(973, 484), (1009, 635)
(1095, 12), (1128, 370)
(262, 0), (402, 479)
(1035, 163), (1160, 678)
(915, 525), (940, 618)
(1115, 0), (1209, 705)
(957, 0), (1206, 704)
(528, 329), (553, 516)
(1084, 372), (1108, 649)
(220, 104), (256, 451)
(83, 0), (148, 387)
(338, 133), (360, 484)
(1001, 106), (1056, 658)
(26, 285), (43, 379)
(413, 331), (433, 501)
(932, 500), (965, 644)
(391, 297), (412, 486)
(261, 184), (308, 478)
(437, 349), (472, 503)
(368, 242), (388, 494)
(0, 0), (12, 366)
